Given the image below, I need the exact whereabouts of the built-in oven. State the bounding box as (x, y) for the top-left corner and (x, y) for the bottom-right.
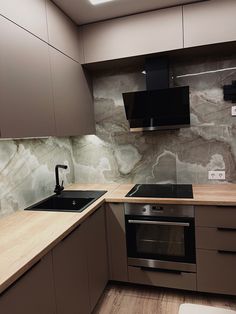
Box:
(125, 203), (196, 273)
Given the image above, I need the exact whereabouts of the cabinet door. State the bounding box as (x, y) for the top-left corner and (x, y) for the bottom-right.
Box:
(0, 17), (55, 138)
(81, 6), (183, 64)
(86, 207), (108, 311)
(50, 47), (95, 136)
(52, 225), (90, 314)
(46, 0), (82, 62)
(197, 249), (236, 295)
(183, 0), (236, 48)
(106, 203), (128, 282)
(0, 0), (48, 41)
(0, 253), (56, 314)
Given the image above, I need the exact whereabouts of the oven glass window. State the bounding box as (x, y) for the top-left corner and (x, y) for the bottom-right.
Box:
(136, 224), (185, 257)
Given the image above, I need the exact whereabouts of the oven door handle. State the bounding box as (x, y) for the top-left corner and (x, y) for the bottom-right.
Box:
(127, 220), (190, 227)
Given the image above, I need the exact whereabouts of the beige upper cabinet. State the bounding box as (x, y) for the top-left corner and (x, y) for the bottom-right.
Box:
(0, 16), (55, 138)
(0, 253), (56, 314)
(0, 0), (48, 41)
(183, 0), (236, 48)
(46, 0), (82, 62)
(81, 6), (183, 64)
(50, 47), (95, 136)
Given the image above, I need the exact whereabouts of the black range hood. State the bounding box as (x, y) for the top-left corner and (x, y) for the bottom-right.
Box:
(122, 57), (190, 132)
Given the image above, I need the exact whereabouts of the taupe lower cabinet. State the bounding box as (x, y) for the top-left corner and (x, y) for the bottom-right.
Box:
(85, 206), (108, 311)
(195, 206), (236, 296)
(0, 253), (56, 314)
(53, 206), (108, 313)
(0, 16), (55, 138)
(0, 206), (108, 314)
(106, 203), (128, 282)
(52, 224), (90, 314)
(50, 47), (95, 136)
(52, 206), (108, 314)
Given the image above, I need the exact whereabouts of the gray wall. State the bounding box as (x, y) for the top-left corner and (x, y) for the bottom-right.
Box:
(1, 53), (236, 217)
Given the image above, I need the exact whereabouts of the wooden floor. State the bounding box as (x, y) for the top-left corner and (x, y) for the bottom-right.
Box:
(93, 283), (236, 314)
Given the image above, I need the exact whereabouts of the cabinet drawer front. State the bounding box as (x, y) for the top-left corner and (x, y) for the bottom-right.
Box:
(195, 206), (236, 227)
(197, 249), (236, 295)
(196, 227), (236, 251)
(128, 266), (196, 291)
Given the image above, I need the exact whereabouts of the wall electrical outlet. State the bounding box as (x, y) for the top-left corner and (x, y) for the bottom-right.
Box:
(208, 170), (226, 180)
(232, 106), (236, 116)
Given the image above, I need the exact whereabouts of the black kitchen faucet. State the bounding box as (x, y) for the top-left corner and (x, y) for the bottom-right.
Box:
(54, 164), (68, 195)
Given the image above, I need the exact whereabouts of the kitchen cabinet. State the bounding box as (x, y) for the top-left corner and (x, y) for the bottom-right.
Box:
(195, 206), (236, 296)
(0, 16), (55, 138)
(128, 266), (196, 291)
(46, 0), (82, 62)
(52, 225), (90, 314)
(81, 6), (183, 64)
(0, 253), (56, 314)
(183, 0), (236, 48)
(50, 47), (95, 136)
(106, 203), (128, 282)
(85, 206), (108, 312)
(197, 250), (236, 296)
(0, 0), (48, 41)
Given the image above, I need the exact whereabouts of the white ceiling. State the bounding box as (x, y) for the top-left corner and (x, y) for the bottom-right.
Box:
(52, 0), (203, 25)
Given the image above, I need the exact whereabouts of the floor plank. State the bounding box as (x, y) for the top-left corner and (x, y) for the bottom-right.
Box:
(93, 283), (236, 314)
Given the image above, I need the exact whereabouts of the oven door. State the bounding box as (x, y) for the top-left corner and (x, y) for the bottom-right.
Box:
(126, 215), (196, 272)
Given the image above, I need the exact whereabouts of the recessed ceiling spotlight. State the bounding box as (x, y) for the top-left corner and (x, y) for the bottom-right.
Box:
(142, 70), (146, 75)
(89, 0), (114, 5)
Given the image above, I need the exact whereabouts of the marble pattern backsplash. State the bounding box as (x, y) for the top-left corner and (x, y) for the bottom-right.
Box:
(0, 137), (74, 217)
(72, 54), (236, 185)
(1, 53), (236, 217)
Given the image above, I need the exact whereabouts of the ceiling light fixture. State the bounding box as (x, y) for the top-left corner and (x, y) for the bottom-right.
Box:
(89, 0), (114, 5)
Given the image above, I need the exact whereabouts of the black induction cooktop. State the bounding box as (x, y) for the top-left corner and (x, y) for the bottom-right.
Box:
(126, 184), (193, 199)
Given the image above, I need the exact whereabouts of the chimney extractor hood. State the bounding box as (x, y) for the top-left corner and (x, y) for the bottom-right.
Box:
(122, 57), (190, 132)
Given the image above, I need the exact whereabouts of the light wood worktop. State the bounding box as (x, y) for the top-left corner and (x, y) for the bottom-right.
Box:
(106, 184), (236, 206)
(0, 183), (236, 294)
(0, 184), (118, 294)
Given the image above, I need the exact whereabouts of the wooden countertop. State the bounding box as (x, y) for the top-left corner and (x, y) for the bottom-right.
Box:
(0, 184), (118, 294)
(0, 183), (236, 294)
(106, 184), (236, 206)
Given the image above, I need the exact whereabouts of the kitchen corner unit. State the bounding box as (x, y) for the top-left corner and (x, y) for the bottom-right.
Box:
(1, 184), (236, 314)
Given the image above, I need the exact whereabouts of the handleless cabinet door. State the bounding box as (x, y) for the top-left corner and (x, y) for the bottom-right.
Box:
(106, 203), (128, 282)
(46, 0), (82, 62)
(50, 47), (95, 136)
(0, 0), (48, 41)
(81, 6), (183, 64)
(0, 17), (55, 138)
(52, 225), (90, 314)
(0, 253), (56, 314)
(183, 0), (236, 48)
(85, 207), (108, 312)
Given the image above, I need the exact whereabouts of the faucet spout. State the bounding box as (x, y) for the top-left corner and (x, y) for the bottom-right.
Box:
(54, 164), (68, 195)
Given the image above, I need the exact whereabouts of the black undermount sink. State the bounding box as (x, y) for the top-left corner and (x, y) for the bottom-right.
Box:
(25, 190), (107, 213)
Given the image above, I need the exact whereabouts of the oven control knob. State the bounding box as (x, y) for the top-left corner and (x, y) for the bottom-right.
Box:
(142, 208), (146, 212)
